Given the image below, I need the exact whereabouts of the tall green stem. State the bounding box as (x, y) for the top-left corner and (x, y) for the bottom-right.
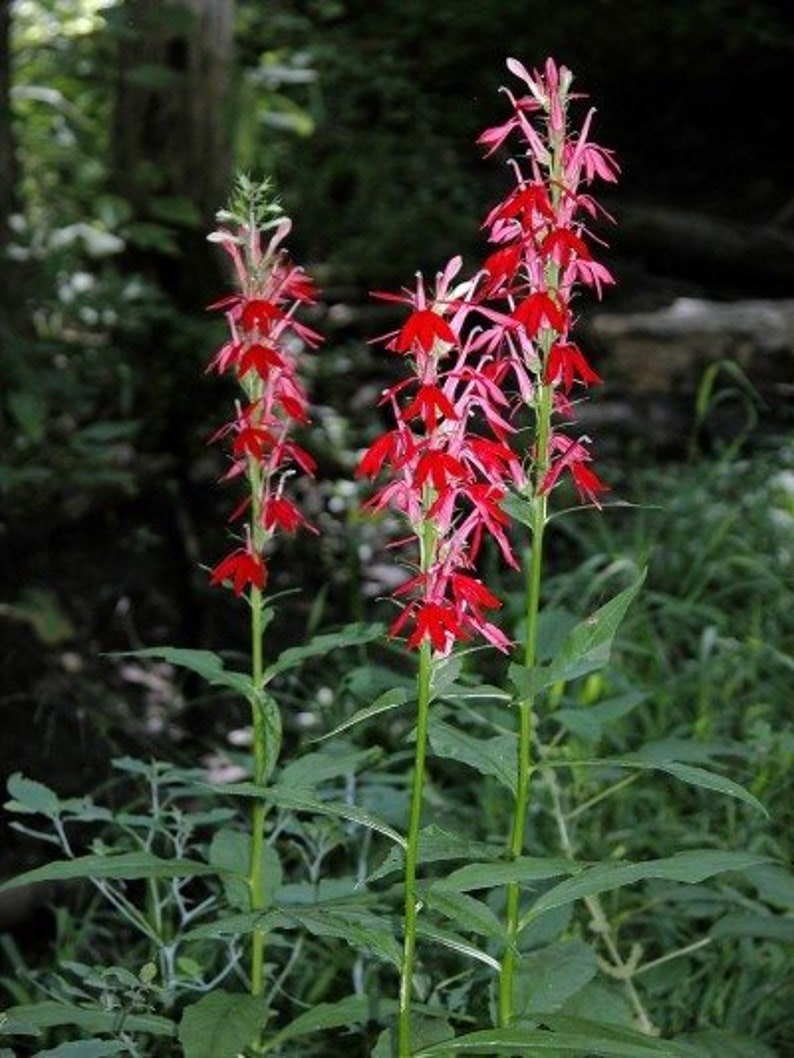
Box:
(498, 381), (552, 1027)
(248, 584), (268, 998)
(398, 638), (433, 1057)
(398, 514), (437, 1057)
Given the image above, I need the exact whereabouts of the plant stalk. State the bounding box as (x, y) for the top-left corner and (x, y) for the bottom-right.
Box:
(499, 380), (552, 1027)
(248, 584), (268, 999)
(398, 637), (433, 1057)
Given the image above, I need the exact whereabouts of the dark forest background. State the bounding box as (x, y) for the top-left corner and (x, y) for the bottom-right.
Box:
(1, 0), (793, 811)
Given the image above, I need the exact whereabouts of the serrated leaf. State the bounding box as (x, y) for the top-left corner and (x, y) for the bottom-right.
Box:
(512, 573), (646, 697)
(313, 687), (411, 742)
(285, 906), (401, 967)
(114, 647), (252, 697)
(181, 909), (288, 941)
(434, 857), (577, 894)
(633, 760), (767, 816)
(278, 745), (380, 789)
(368, 825), (502, 883)
(0, 1001), (174, 1037)
(522, 851), (770, 926)
(208, 782), (406, 848)
(423, 889), (505, 941)
(0, 852), (222, 893)
(178, 992), (267, 1058)
(5, 773), (60, 816)
(265, 623), (383, 681)
(35, 1041), (129, 1057)
(513, 940), (597, 1015)
(429, 718), (517, 794)
(208, 829), (281, 911)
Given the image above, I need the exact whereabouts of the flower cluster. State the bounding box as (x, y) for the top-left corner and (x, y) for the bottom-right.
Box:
(360, 59), (618, 653)
(207, 180), (321, 597)
(475, 56), (618, 504)
(356, 258), (521, 654)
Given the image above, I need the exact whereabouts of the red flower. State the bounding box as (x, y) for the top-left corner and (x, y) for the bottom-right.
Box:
(210, 548), (267, 596)
(512, 292), (568, 337)
(240, 299), (284, 333)
(545, 341), (602, 391)
(262, 496), (312, 534)
(238, 342), (286, 379)
(400, 384), (458, 430)
(395, 309), (457, 354)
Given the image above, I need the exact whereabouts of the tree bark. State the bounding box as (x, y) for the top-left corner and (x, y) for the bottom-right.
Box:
(0, 0), (13, 258)
(111, 0), (234, 306)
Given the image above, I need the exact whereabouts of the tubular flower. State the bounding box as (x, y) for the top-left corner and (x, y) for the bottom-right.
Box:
(206, 179), (321, 595)
(358, 258), (519, 656)
(475, 56), (619, 506)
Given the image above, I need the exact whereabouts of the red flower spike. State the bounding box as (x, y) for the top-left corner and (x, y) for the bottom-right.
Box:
(206, 193), (322, 596)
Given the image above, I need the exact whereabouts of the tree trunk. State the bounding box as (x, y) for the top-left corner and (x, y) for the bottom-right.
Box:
(0, 0), (13, 257)
(111, 0), (234, 306)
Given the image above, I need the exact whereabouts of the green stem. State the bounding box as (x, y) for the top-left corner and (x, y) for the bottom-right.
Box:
(398, 638), (433, 1057)
(248, 585), (268, 999)
(499, 381), (552, 1028)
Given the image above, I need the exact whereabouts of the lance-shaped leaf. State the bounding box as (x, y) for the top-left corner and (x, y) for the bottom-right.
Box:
(0, 1001), (175, 1037)
(114, 647), (253, 697)
(428, 717), (517, 794)
(520, 850), (770, 928)
(264, 622), (383, 681)
(0, 851), (225, 893)
(511, 571), (646, 697)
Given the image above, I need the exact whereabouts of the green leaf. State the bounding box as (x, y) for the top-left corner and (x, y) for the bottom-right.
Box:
(522, 851), (770, 926)
(416, 921), (501, 971)
(209, 783), (406, 848)
(0, 852), (223, 893)
(35, 1042), (129, 1057)
(679, 1029), (777, 1058)
(278, 745), (381, 789)
(368, 825), (502, 883)
(512, 572), (647, 697)
(0, 1001), (174, 1037)
(258, 691), (283, 783)
(268, 994), (380, 1048)
(554, 693), (646, 742)
(434, 857), (577, 894)
(416, 1015), (699, 1056)
(512, 940), (597, 1016)
(178, 992), (268, 1058)
(428, 718), (517, 794)
(710, 913), (794, 944)
(623, 760), (768, 817)
(284, 905), (401, 967)
(265, 623), (383, 681)
(114, 647), (252, 697)
(208, 829), (281, 911)
(313, 687), (411, 742)
(5, 773), (60, 816)
(181, 909), (287, 941)
(422, 889), (505, 941)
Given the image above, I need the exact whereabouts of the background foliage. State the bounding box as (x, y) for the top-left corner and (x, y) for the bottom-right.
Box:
(0, 0), (792, 1054)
